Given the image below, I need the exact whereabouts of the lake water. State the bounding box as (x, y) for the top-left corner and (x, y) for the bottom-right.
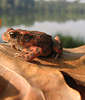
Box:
(0, 1), (85, 43)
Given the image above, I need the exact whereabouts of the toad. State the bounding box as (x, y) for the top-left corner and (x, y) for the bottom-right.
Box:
(2, 28), (63, 61)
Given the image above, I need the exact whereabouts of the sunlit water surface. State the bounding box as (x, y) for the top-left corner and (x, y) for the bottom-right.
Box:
(0, 1), (85, 43)
(0, 20), (85, 42)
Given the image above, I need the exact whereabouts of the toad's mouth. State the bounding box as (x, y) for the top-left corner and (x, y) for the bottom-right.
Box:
(3, 41), (8, 43)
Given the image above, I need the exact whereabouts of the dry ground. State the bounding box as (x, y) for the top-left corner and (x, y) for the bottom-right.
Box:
(0, 44), (85, 100)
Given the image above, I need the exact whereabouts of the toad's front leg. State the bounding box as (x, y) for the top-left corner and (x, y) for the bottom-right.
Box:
(16, 46), (42, 61)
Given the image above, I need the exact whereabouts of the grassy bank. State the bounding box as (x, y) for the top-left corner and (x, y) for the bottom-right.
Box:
(55, 34), (85, 48)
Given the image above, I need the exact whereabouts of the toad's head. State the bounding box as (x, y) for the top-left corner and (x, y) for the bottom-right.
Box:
(2, 28), (19, 42)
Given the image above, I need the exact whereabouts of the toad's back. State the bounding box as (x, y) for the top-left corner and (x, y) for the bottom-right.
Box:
(18, 31), (53, 56)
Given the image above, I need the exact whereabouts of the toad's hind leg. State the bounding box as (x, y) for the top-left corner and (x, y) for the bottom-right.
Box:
(16, 46), (42, 61)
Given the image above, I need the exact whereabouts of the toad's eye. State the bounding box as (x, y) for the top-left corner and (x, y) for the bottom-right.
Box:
(9, 32), (17, 39)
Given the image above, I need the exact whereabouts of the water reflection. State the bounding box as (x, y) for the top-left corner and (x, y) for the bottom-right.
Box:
(0, 1), (85, 44)
(0, 20), (85, 41)
(27, 20), (85, 39)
